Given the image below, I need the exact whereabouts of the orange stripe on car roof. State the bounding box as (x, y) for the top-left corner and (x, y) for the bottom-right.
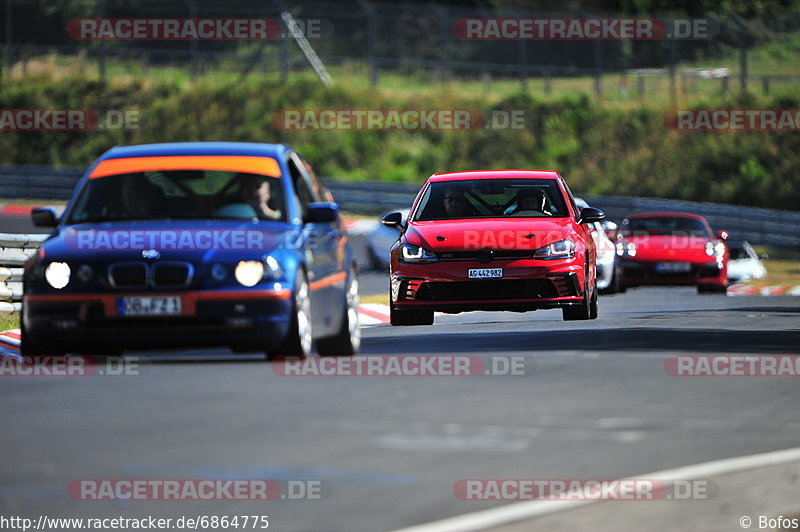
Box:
(90, 155), (282, 179)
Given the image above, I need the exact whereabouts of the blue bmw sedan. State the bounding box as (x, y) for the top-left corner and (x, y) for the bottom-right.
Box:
(22, 142), (360, 359)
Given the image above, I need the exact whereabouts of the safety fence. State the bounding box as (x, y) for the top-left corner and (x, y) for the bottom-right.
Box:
(0, 233), (46, 314)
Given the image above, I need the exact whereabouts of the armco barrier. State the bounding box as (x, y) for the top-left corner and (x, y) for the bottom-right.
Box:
(1, 165), (799, 248)
(0, 233), (47, 314)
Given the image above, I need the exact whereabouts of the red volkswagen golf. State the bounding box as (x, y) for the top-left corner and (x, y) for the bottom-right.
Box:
(615, 212), (729, 294)
(382, 170), (605, 325)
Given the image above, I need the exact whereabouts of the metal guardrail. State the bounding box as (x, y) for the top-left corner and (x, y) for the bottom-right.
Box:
(0, 233), (47, 314)
(1, 165), (799, 248)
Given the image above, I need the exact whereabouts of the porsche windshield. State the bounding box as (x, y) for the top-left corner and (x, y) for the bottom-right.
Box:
(66, 170), (287, 223)
(413, 179), (569, 221)
(621, 216), (711, 238)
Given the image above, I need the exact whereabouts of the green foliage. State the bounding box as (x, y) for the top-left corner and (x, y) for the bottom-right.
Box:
(1, 71), (798, 210)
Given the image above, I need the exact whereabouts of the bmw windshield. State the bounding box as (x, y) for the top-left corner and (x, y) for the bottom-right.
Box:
(66, 170), (287, 224)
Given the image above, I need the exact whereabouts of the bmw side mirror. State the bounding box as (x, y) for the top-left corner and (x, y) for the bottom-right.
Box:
(304, 202), (339, 224)
(32, 207), (58, 227)
(579, 207), (605, 224)
(381, 211), (404, 229)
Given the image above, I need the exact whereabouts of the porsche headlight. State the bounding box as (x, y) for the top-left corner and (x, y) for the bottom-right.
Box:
(45, 262), (71, 289)
(400, 244), (438, 264)
(705, 241), (726, 258)
(234, 260), (264, 287)
(616, 241), (637, 257)
(533, 239), (576, 260)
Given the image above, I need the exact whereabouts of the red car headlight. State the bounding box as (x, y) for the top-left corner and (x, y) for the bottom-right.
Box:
(400, 244), (438, 264)
(533, 239), (576, 260)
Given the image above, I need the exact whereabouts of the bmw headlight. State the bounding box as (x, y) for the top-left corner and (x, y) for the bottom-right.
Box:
(616, 241), (637, 257)
(533, 239), (576, 260)
(400, 244), (437, 263)
(234, 261), (264, 287)
(45, 262), (71, 289)
(705, 241), (726, 258)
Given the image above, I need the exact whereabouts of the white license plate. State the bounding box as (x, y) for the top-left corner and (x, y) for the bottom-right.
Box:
(468, 268), (503, 279)
(120, 296), (182, 316)
(655, 262), (691, 273)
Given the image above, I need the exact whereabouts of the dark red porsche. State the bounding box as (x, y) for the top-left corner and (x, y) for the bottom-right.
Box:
(381, 170), (605, 325)
(615, 212), (729, 294)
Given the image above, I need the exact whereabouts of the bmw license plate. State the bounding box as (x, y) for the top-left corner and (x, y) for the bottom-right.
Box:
(119, 296), (182, 316)
(468, 268), (503, 279)
(655, 262), (691, 273)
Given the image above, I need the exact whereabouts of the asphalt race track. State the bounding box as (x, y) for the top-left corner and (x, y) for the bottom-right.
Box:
(2, 274), (799, 531)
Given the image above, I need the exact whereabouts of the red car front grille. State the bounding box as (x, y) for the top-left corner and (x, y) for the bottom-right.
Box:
(414, 279), (559, 301)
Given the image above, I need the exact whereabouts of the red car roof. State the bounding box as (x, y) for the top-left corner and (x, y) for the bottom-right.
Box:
(428, 169), (560, 182)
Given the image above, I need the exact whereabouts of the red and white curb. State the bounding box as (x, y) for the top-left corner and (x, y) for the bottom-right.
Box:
(0, 204), (33, 217)
(358, 303), (391, 326)
(0, 328), (21, 360)
(728, 284), (800, 296)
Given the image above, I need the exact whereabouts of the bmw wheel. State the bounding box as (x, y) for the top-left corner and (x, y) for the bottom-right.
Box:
(269, 270), (312, 359)
(317, 268), (361, 356)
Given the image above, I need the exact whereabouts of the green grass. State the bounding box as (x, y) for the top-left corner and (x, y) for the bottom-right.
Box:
(0, 314), (19, 332)
(13, 30), (800, 109)
(3, 33), (800, 211)
(748, 246), (800, 285)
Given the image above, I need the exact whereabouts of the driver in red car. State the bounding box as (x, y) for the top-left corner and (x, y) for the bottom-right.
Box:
(442, 186), (474, 218)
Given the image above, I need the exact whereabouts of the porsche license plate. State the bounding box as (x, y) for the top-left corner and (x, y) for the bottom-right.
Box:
(119, 296), (182, 316)
(655, 262), (691, 273)
(468, 268), (503, 279)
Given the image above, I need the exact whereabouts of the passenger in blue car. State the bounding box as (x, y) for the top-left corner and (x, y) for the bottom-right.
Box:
(239, 174), (282, 221)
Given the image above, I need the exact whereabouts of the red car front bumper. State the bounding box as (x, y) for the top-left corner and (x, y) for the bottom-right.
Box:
(618, 259), (727, 288)
(391, 257), (589, 313)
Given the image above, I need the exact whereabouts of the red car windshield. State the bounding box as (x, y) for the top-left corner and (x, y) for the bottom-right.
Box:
(621, 216), (711, 238)
(413, 179), (569, 221)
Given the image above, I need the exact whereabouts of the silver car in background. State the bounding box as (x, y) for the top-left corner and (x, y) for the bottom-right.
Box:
(575, 198), (620, 294)
(366, 209), (409, 270)
(727, 240), (767, 283)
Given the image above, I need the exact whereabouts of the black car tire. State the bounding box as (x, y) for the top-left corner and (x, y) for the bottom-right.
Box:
(20, 317), (43, 358)
(600, 265), (620, 295)
(563, 283), (595, 321)
(698, 284), (728, 295)
(317, 269), (361, 356)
